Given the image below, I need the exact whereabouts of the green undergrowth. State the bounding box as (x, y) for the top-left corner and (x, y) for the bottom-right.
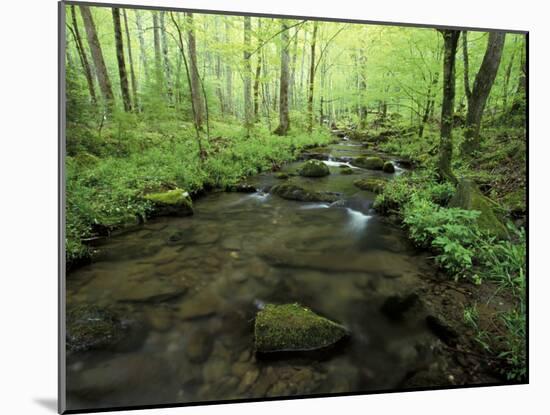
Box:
(66, 120), (332, 264)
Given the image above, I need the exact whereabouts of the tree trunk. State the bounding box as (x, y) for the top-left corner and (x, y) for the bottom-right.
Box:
(224, 20), (233, 116)
(243, 16), (253, 132)
(307, 21), (318, 133)
(112, 8), (132, 112)
(160, 12), (173, 103)
(69, 5), (97, 105)
(437, 29), (460, 183)
(461, 32), (506, 155)
(274, 20), (291, 135)
(80, 5), (114, 108)
(253, 20), (262, 121)
(187, 13), (204, 129)
(135, 10), (149, 79)
(418, 71), (439, 138)
(289, 27), (299, 109)
(214, 17), (224, 115)
(122, 9), (138, 111)
(152, 12), (162, 85)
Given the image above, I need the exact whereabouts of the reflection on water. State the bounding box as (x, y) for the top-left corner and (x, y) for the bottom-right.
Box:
(66, 141), (438, 411)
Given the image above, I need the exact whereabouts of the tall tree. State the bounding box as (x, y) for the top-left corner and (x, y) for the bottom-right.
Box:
(274, 20), (291, 135)
(252, 20), (263, 121)
(461, 31), (506, 155)
(160, 12), (173, 102)
(134, 10), (149, 79)
(307, 21), (319, 133)
(243, 16), (253, 132)
(122, 9), (138, 111)
(224, 19), (234, 116)
(187, 13), (204, 129)
(152, 12), (163, 86)
(80, 5), (114, 108)
(437, 29), (460, 183)
(69, 5), (97, 105)
(112, 8), (132, 112)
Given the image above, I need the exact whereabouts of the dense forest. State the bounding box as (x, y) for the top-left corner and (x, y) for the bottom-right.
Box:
(64, 4), (526, 398)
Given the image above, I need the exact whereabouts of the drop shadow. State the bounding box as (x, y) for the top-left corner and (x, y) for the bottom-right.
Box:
(34, 398), (57, 413)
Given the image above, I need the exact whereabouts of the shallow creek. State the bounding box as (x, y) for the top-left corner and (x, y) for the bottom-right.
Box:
(66, 138), (445, 410)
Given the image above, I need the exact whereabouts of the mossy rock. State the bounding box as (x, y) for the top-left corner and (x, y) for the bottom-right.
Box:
(73, 152), (100, 167)
(144, 188), (193, 217)
(275, 172), (289, 180)
(353, 178), (387, 193)
(340, 167), (354, 175)
(271, 182), (339, 203)
(66, 305), (138, 352)
(449, 179), (509, 239)
(254, 303), (350, 353)
(383, 161), (395, 173)
(298, 159), (330, 177)
(351, 156), (384, 170)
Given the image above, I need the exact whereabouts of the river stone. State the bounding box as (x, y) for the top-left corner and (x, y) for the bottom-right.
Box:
(298, 160), (330, 177)
(351, 156), (384, 170)
(275, 172), (289, 180)
(448, 179), (509, 239)
(380, 293), (419, 321)
(231, 183), (257, 193)
(180, 291), (223, 320)
(271, 183), (339, 203)
(340, 167), (354, 175)
(116, 281), (187, 303)
(66, 305), (138, 352)
(186, 331), (214, 363)
(254, 303), (349, 353)
(353, 178), (387, 193)
(144, 188), (193, 217)
(383, 161), (396, 173)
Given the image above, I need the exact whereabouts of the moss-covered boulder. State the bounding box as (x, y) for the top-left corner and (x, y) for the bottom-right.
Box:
(66, 305), (143, 352)
(501, 188), (526, 217)
(298, 160), (330, 177)
(144, 188), (193, 217)
(351, 156), (384, 170)
(449, 179), (509, 239)
(254, 303), (349, 353)
(383, 161), (395, 173)
(73, 152), (100, 167)
(353, 178), (387, 193)
(340, 167), (354, 175)
(271, 182), (339, 203)
(275, 172), (289, 180)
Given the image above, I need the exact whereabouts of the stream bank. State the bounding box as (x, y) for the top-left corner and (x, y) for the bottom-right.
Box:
(65, 133), (512, 411)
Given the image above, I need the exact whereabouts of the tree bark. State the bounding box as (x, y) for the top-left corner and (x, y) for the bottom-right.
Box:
(151, 11), (164, 86)
(80, 5), (114, 108)
(461, 32), (506, 155)
(187, 13), (204, 129)
(307, 21), (318, 133)
(437, 29), (460, 183)
(112, 8), (132, 112)
(69, 5), (97, 105)
(274, 20), (291, 135)
(122, 9), (138, 111)
(160, 11), (173, 102)
(253, 20), (262, 121)
(134, 10), (149, 79)
(224, 20), (233, 116)
(243, 16), (253, 132)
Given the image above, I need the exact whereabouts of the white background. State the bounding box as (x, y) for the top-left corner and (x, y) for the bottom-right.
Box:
(0, 0), (546, 413)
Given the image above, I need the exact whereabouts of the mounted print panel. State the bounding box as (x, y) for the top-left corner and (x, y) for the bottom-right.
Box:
(59, 1), (528, 413)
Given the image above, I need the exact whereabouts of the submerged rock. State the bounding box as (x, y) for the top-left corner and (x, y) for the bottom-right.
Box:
(351, 156), (384, 170)
(448, 179), (509, 239)
(231, 183), (257, 193)
(383, 161), (396, 173)
(381, 294), (419, 321)
(340, 167), (354, 175)
(298, 159), (330, 177)
(353, 178), (387, 193)
(254, 303), (349, 353)
(66, 305), (143, 352)
(275, 172), (289, 180)
(144, 188), (193, 217)
(270, 182), (339, 203)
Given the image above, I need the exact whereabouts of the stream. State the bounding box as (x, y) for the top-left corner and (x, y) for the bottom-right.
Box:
(66, 137), (448, 410)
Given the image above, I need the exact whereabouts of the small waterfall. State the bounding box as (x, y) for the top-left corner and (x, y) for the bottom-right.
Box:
(346, 208), (372, 232)
(300, 202), (330, 210)
(247, 191), (270, 202)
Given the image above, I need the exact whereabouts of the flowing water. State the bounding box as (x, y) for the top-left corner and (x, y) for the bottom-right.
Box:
(66, 138), (441, 411)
